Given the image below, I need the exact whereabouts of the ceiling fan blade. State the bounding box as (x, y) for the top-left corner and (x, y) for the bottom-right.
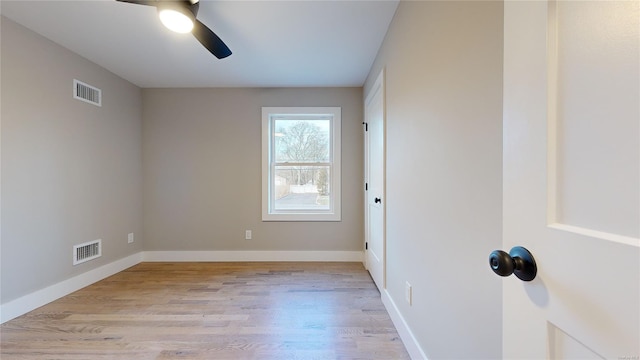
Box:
(114, 0), (157, 6)
(192, 19), (232, 59)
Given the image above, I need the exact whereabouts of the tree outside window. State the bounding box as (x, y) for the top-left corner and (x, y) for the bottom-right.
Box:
(262, 107), (341, 221)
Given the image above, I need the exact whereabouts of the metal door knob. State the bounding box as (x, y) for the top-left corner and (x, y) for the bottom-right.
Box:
(374, 197), (381, 204)
(489, 246), (537, 281)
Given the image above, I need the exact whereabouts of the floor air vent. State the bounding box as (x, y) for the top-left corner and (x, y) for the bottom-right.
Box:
(73, 239), (102, 265)
(73, 79), (101, 107)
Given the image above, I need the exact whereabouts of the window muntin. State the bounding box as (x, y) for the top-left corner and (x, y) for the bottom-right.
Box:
(262, 107), (341, 221)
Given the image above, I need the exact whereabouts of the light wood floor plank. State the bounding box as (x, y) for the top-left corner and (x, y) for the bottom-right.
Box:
(1, 262), (409, 359)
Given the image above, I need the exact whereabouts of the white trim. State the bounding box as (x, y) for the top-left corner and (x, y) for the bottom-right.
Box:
(381, 289), (428, 360)
(143, 250), (364, 262)
(0, 252), (143, 324)
(261, 107), (342, 222)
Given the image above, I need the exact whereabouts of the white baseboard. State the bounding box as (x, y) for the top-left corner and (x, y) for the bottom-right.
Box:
(382, 289), (429, 360)
(0, 252), (143, 324)
(143, 250), (364, 262)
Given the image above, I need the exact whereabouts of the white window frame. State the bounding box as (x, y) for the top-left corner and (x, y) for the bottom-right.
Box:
(262, 107), (341, 221)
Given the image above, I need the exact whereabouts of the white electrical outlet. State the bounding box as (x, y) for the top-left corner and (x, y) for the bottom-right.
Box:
(128, 233), (134, 244)
(405, 281), (412, 305)
(245, 230), (252, 240)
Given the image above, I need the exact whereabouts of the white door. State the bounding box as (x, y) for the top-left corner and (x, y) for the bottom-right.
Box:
(365, 70), (385, 290)
(502, 1), (639, 358)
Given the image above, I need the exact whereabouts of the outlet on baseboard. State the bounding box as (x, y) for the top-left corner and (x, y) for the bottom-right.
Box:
(405, 281), (412, 306)
(245, 230), (252, 240)
(128, 233), (134, 244)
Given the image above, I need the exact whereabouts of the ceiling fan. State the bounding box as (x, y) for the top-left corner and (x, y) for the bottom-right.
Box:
(115, 0), (232, 59)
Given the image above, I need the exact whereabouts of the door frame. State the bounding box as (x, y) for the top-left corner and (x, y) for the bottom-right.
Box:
(364, 68), (386, 289)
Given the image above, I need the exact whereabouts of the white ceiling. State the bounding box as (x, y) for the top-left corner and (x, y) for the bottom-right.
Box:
(0, 0), (399, 88)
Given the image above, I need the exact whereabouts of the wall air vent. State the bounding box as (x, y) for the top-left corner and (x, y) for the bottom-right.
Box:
(73, 239), (102, 265)
(73, 79), (102, 107)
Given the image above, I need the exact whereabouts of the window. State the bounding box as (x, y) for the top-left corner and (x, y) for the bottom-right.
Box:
(262, 107), (341, 221)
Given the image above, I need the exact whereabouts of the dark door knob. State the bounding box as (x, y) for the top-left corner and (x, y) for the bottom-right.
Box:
(489, 246), (537, 281)
(374, 197), (381, 204)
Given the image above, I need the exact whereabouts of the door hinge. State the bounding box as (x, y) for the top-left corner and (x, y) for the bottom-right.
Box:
(365, 182), (368, 191)
(362, 122), (368, 131)
(365, 242), (368, 250)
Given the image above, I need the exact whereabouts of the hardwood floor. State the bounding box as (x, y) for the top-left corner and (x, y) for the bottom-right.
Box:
(1, 262), (410, 359)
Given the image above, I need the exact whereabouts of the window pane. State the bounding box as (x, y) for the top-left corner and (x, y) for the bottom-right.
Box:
(274, 119), (330, 163)
(274, 166), (330, 211)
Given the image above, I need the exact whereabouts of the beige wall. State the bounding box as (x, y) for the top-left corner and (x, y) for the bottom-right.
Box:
(364, 2), (504, 358)
(142, 88), (363, 251)
(1, 17), (143, 303)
